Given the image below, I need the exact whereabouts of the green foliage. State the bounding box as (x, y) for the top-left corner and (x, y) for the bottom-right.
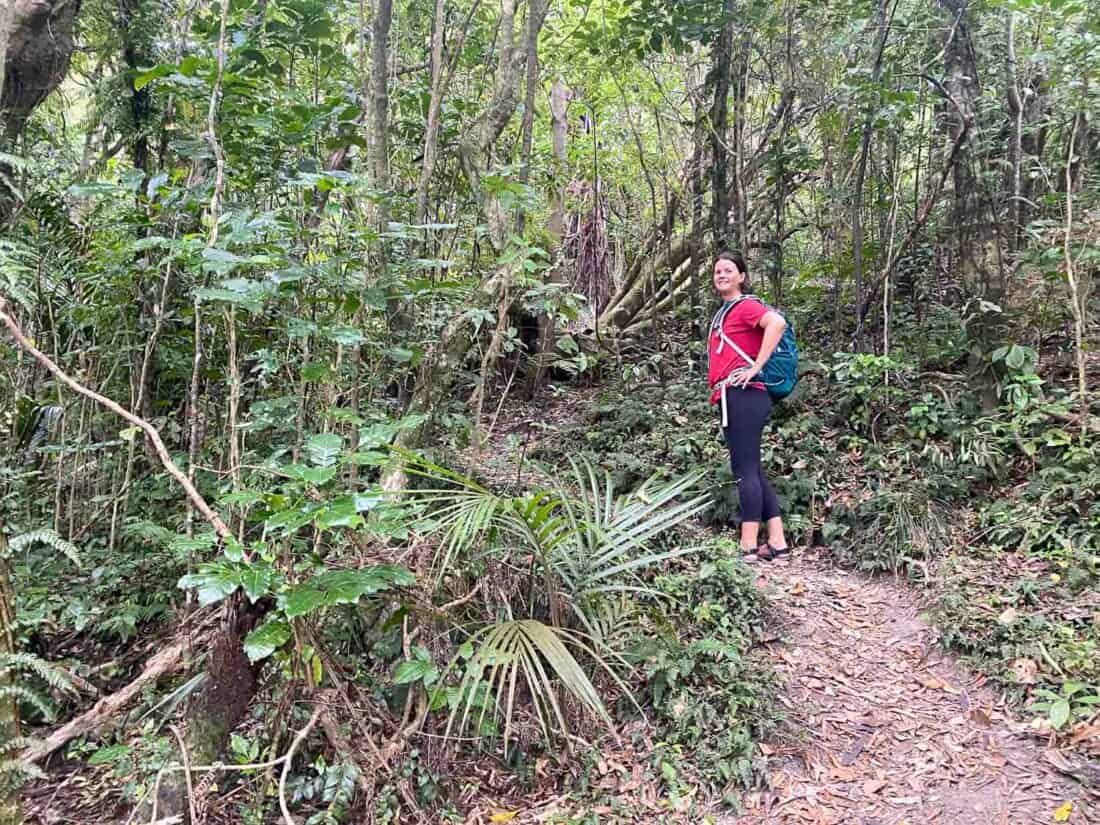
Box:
(404, 455), (710, 749)
(631, 549), (774, 801)
(443, 619), (622, 751)
(1030, 682), (1100, 731)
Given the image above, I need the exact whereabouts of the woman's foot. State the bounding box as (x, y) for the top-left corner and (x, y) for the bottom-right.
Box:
(758, 542), (789, 559)
(740, 544), (763, 563)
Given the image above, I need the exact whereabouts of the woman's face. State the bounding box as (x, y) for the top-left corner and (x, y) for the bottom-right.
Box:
(713, 258), (743, 294)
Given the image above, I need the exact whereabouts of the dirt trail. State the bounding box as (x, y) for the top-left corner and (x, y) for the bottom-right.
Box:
(730, 549), (1096, 825)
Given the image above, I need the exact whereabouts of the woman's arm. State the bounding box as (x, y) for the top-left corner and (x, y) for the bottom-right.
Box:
(729, 311), (787, 387)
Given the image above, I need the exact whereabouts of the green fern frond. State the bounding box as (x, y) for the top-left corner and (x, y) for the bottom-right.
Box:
(0, 736), (42, 756)
(0, 652), (78, 695)
(6, 528), (81, 567)
(0, 757), (46, 783)
(0, 684), (56, 721)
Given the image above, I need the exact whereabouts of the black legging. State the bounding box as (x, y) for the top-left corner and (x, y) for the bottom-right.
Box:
(721, 386), (781, 524)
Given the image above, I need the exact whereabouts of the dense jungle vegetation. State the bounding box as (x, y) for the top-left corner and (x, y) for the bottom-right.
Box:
(0, 0), (1098, 821)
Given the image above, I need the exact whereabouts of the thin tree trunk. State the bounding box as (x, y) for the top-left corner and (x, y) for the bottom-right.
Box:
(852, 0), (894, 343)
(0, 531), (20, 825)
(414, 0), (448, 226)
(709, 0), (734, 246)
(729, 32), (752, 251)
(515, 0), (545, 232)
(1063, 115), (1089, 436)
(1005, 12), (1023, 253)
(525, 76), (568, 397)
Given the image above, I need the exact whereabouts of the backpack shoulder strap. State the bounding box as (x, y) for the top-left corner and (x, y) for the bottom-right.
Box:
(711, 295), (755, 360)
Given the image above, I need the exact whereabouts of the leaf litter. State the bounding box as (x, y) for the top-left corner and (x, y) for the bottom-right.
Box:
(730, 548), (1096, 825)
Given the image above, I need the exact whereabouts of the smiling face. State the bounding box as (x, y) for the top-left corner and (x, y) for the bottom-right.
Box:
(713, 257), (744, 299)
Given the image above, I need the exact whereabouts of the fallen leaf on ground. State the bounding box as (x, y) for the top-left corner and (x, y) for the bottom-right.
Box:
(862, 779), (888, 795)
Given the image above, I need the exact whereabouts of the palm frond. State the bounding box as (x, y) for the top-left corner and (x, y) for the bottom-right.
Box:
(446, 619), (618, 752)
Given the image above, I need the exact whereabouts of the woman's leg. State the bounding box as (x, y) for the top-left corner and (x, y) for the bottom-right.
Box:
(760, 473), (787, 549)
(723, 388), (772, 551)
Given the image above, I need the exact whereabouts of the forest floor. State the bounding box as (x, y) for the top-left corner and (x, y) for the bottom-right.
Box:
(725, 549), (1095, 825)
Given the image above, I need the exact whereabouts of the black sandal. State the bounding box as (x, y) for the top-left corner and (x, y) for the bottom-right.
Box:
(757, 543), (789, 560)
(740, 545), (762, 563)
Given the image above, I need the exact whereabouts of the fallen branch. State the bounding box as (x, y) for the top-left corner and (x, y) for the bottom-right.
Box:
(0, 298), (232, 541)
(20, 641), (186, 763)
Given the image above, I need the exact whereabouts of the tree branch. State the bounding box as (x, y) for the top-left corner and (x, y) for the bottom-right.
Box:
(0, 298), (232, 540)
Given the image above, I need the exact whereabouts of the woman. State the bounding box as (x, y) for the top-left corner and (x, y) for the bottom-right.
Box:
(707, 250), (789, 562)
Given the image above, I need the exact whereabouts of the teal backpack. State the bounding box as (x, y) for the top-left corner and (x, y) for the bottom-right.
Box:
(711, 295), (799, 402)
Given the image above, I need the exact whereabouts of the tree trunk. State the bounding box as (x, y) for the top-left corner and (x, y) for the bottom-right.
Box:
(708, 0), (734, 247)
(1, 0), (81, 217)
(1, 0), (81, 145)
(852, 0), (893, 343)
(119, 0), (152, 179)
(939, 0), (1000, 404)
(525, 75), (568, 397)
(728, 32), (752, 251)
(414, 0), (449, 226)
(1005, 12), (1023, 253)
(688, 67), (708, 338)
(0, 532), (20, 825)
(370, 0), (393, 259)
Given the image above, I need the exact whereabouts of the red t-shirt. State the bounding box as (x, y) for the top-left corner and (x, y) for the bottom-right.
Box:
(708, 298), (767, 402)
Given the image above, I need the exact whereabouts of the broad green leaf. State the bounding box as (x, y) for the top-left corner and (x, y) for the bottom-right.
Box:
(315, 502), (362, 529)
(300, 466), (338, 486)
(306, 433), (342, 467)
(133, 63), (176, 89)
(168, 531), (218, 555)
(88, 744), (132, 765)
(1050, 699), (1071, 729)
(283, 587), (326, 618)
(394, 659), (435, 685)
(244, 620), (291, 662)
(201, 248), (247, 274)
(241, 563), (274, 603)
(178, 564), (240, 605)
(321, 325), (365, 346)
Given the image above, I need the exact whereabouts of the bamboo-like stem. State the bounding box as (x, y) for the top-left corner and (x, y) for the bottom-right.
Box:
(111, 259), (174, 552)
(226, 307), (242, 538)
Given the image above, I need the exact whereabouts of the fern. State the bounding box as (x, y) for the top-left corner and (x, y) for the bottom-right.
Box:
(6, 529), (81, 567)
(0, 735), (48, 793)
(0, 684), (55, 721)
(0, 652), (80, 696)
(0, 238), (36, 313)
(0, 758), (46, 785)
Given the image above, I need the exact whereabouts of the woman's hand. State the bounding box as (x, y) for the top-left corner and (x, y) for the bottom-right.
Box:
(730, 363), (762, 388)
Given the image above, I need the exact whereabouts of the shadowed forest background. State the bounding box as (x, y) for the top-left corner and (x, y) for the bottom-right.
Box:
(0, 0), (1098, 822)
